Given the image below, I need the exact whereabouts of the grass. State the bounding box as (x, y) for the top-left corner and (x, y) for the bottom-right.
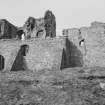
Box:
(0, 67), (105, 105)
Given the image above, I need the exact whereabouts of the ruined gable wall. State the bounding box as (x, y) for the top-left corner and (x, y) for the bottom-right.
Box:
(22, 17), (46, 39)
(0, 19), (18, 39)
(63, 21), (105, 67)
(22, 10), (56, 39)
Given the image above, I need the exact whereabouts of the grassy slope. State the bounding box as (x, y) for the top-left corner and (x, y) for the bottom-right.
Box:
(1, 67), (105, 105)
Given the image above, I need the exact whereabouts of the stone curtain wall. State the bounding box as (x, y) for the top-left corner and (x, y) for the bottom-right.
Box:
(0, 38), (65, 72)
(44, 10), (56, 38)
(63, 21), (105, 67)
(0, 37), (84, 72)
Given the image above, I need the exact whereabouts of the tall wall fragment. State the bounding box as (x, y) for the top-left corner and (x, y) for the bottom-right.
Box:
(0, 10), (56, 40)
(0, 38), (66, 72)
(44, 10), (56, 38)
(18, 10), (56, 39)
(63, 21), (105, 67)
(21, 17), (46, 39)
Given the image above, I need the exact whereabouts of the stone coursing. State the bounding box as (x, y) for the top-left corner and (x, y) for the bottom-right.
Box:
(0, 11), (105, 72)
(0, 38), (65, 72)
(63, 21), (105, 67)
(0, 10), (56, 40)
(17, 10), (56, 39)
(21, 17), (46, 39)
(0, 19), (18, 39)
(0, 36), (83, 72)
(44, 10), (56, 38)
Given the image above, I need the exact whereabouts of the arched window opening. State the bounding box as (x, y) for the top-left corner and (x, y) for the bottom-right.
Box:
(20, 44), (29, 56)
(0, 55), (4, 71)
(79, 39), (85, 47)
(36, 30), (44, 38)
(17, 30), (24, 40)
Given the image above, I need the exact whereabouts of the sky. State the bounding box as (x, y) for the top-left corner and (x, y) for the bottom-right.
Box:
(0, 0), (105, 35)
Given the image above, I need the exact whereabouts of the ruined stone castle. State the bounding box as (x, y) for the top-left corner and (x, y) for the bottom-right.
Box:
(0, 10), (105, 72)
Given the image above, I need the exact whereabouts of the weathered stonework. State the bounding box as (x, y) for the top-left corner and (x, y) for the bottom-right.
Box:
(0, 36), (84, 72)
(20, 17), (46, 39)
(0, 10), (56, 40)
(44, 10), (56, 38)
(0, 15), (105, 72)
(0, 19), (18, 39)
(63, 21), (105, 67)
(0, 38), (65, 72)
(17, 10), (56, 39)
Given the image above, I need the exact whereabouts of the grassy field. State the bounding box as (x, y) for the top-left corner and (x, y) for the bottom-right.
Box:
(1, 67), (105, 105)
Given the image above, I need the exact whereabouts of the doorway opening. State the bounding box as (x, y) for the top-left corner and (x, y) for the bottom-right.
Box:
(0, 55), (4, 71)
(11, 45), (29, 71)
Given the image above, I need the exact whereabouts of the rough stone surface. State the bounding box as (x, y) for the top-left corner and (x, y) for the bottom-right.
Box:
(0, 13), (105, 105)
(21, 17), (46, 39)
(63, 21), (105, 67)
(22, 17), (46, 39)
(60, 37), (83, 69)
(0, 19), (18, 39)
(0, 38), (65, 72)
(44, 10), (56, 38)
(0, 36), (84, 72)
(1, 67), (105, 105)
(19, 10), (56, 39)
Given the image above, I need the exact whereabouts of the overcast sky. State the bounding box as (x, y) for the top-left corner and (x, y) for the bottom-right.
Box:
(0, 0), (105, 35)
